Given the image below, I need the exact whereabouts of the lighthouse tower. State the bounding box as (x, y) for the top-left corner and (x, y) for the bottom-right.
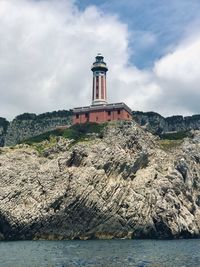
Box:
(91, 53), (108, 105)
(72, 54), (132, 124)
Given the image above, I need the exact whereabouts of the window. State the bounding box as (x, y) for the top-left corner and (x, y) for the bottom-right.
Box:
(117, 110), (121, 115)
(76, 114), (79, 119)
(85, 113), (89, 118)
(108, 111), (111, 116)
(127, 114), (130, 118)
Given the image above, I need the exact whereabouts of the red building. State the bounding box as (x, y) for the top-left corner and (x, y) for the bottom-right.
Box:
(73, 54), (132, 124)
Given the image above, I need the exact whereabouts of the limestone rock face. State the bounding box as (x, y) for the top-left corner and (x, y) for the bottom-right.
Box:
(0, 127), (5, 147)
(4, 111), (72, 146)
(0, 118), (9, 147)
(133, 111), (200, 134)
(0, 121), (200, 240)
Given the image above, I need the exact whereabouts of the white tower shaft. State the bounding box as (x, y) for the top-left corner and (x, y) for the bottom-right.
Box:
(92, 72), (107, 105)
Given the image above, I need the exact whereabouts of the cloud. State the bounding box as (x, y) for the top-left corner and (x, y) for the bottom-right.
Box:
(91, 0), (200, 68)
(153, 36), (200, 115)
(0, 0), (200, 120)
(108, 33), (200, 116)
(0, 0), (129, 119)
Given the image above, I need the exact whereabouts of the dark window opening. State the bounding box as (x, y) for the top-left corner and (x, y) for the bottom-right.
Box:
(108, 111), (111, 116)
(127, 114), (130, 118)
(117, 110), (121, 115)
(76, 114), (79, 119)
(85, 113), (89, 118)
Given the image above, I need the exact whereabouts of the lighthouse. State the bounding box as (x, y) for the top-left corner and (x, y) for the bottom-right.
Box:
(91, 53), (108, 105)
(72, 54), (132, 124)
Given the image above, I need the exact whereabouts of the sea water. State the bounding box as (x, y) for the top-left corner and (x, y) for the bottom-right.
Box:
(0, 239), (200, 267)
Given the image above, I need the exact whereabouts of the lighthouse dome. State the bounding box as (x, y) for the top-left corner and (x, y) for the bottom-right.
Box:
(91, 53), (108, 72)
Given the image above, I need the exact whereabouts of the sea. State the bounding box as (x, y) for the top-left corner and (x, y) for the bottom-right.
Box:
(0, 239), (200, 267)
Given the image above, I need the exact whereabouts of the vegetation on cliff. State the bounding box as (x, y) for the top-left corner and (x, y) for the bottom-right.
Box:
(22, 122), (106, 144)
(4, 110), (72, 146)
(15, 110), (72, 121)
(21, 122), (107, 155)
(159, 131), (193, 151)
(2, 109), (200, 147)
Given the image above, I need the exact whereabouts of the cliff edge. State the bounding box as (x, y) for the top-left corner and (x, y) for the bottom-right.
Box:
(0, 121), (200, 240)
(2, 110), (200, 147)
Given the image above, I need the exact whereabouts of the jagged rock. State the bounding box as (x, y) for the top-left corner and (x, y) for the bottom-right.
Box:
(0, 117), (9, 147)
(0, 110), (72, 147)
(133, 111), (200, 134)
(0, 121), (200, 240)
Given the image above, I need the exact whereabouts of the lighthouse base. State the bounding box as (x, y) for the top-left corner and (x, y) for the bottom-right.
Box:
(72, 102), (132, 125)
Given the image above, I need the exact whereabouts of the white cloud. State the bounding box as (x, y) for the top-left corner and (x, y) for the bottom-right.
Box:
(0, 0), (200, 120)
(155, 38), (200, 83)
(153, 36), (200, 115)
(0, 0), (129, 119)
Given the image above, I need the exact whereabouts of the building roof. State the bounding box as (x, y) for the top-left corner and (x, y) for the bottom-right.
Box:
(73, 102), (132, 114)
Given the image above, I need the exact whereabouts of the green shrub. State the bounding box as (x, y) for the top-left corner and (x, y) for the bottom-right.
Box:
(160, 131), (192, 140)
(29, 136), (58, 155)
(158, 131), (191, 151)
(15, 110), (72, 121)
(15, 113), (37, 120)
(159, 139), (183, 151)
(22, 129), (64, 145)
(22, 122), (107, 145)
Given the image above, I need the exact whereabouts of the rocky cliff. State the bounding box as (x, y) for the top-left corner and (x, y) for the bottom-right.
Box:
(0, 121), (200, 240)
(133, 111), (200, 134)
(2, 110), (200, 147)
(1, 110), (72, 147)
(0, 118), (9, 147)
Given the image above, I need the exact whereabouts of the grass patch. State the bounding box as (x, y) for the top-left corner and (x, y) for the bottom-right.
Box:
(159, 131), (192, 151)
(63, 122), (107, 142)
(160, 131), (192, 140)
(22, 129), (64, 145)
(21, 122), (107, 151)
(28, 136), (58, 155)
(159, 139), (183, 151)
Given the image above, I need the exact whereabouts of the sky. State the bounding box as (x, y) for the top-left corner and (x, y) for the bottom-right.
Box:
(0, 0), (200, 120)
